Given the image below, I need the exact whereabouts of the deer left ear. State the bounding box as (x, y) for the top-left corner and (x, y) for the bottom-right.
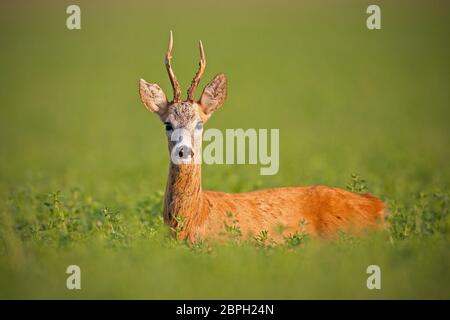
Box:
(199, 73), (227, 117)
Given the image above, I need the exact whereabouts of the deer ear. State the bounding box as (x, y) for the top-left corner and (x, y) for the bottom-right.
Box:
(199, 73), (227, 117)
(139, 79), (168, 115)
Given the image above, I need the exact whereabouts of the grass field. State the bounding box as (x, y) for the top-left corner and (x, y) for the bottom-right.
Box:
(0, 0), (449, 299)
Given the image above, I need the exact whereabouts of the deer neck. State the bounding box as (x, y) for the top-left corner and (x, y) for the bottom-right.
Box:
(163, 163), (205, 235)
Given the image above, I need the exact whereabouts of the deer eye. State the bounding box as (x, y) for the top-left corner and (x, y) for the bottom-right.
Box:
(164, 122), (173, 131)
(195, 122), (203, 130)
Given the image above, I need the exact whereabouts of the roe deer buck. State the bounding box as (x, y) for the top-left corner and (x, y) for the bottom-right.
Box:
(138, 32), (385, 243)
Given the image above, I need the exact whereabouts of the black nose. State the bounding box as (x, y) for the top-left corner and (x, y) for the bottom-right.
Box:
(177, 146), (194, 159)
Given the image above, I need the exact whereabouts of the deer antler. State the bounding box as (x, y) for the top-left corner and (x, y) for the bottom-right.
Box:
(165, 31), (182, 103)
(187, 40), (206, 102)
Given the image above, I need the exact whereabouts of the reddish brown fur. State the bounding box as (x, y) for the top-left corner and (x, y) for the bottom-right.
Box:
(164, 164), (385, 243)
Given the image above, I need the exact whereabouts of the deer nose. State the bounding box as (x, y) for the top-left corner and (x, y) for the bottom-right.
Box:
(177, 146), (194, 159)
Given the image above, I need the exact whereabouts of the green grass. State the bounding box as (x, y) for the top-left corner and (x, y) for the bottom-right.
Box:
(0, 0), (449, 299)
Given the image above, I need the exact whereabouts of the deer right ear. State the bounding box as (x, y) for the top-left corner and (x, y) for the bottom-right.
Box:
(139, 79), (168, 115)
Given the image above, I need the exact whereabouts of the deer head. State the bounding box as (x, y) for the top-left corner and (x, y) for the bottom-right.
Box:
(139, 31), (227, 164)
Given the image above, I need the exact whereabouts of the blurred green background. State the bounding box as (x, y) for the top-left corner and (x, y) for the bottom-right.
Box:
(0, 0), (449, 299)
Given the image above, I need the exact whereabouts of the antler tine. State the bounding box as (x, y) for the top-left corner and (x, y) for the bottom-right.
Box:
(187, 40), (206, 102)
(165, 31), (182, 103)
